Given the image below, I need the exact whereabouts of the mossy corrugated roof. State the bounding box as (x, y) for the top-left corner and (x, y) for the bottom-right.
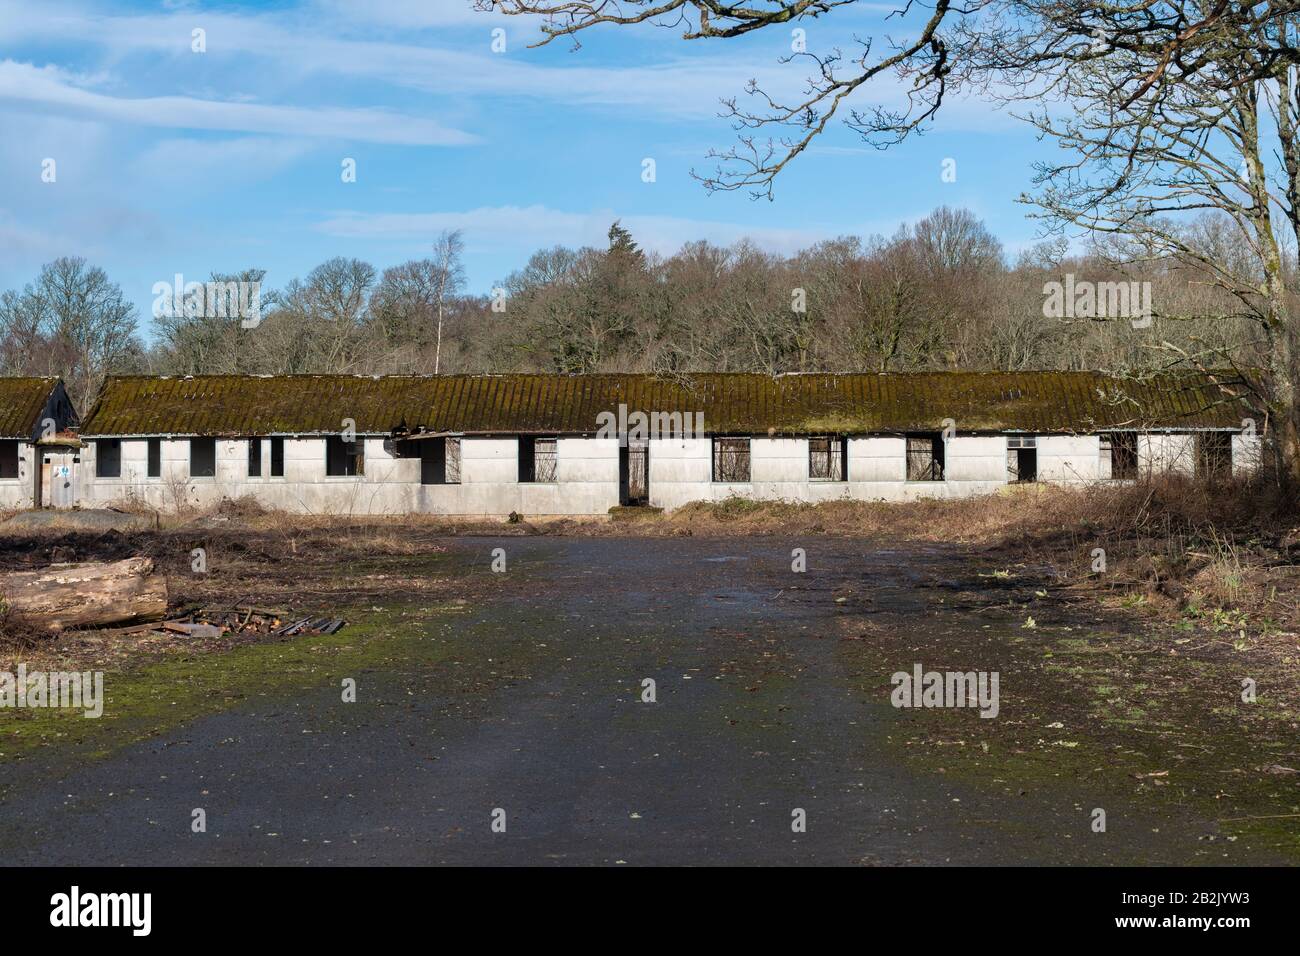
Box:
(77, 372), (1251, 437)
(0, 377), (64, 439)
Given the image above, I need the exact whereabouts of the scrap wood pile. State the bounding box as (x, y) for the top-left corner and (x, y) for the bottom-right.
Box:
(103, 605), (346, 640)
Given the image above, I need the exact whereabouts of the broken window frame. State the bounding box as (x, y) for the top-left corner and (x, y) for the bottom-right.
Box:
(905, 433), (945, 481)
(712, 436), (751, 483)
(808, 435), (847, 481)
(1006, 435), (1038, 484)
(325, 435), (365, 477)
(1195, 432), (1233, 480)
(533, 437), (557, 483)
(1102, 431), (1138, 480)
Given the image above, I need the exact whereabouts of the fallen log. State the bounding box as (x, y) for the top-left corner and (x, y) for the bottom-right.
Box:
(0, 557), (168, 632)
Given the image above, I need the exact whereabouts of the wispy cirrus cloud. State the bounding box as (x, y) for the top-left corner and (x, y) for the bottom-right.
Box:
(308, 0), (512, 28)
(0, 2), (801, 119)
(0, 60), (479, 145)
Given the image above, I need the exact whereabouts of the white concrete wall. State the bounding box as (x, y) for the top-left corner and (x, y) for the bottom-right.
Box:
(67, 430), (1262, 516)
(1038, 435), (1103, 483)
(78, 436), (421, 515)
(650, 435), (1005, 507)
(945, 436), (1006, 489)
(417, 436), (620, 516)
(0, 442), (36, 508)
(648, 436), (715, 510)
(75, 435), (622, 517)
(1140, 433), (1196, 476)
(851, 437), (906, 483)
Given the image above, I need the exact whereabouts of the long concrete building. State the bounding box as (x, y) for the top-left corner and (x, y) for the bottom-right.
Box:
(25, 370), (1256, 517)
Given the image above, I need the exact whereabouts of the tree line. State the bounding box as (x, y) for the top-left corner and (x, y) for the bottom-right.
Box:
(0, 208), (1286, 415)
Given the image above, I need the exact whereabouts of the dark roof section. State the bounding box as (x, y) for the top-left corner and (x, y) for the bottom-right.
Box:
(77, 372), (1252, 438)
(0, 377), (67, 439)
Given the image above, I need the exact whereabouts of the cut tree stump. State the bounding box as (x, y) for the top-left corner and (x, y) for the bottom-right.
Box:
(0, 557), (168, 631)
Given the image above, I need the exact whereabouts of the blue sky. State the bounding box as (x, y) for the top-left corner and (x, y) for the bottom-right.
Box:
(0, 0), (1056, 329)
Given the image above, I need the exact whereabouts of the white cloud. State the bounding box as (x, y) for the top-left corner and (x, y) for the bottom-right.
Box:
(0, 60), (479, 145)
(0, 3), (802, 119)
(308, 0), (510, 28)
(0, 1), (1020, 131)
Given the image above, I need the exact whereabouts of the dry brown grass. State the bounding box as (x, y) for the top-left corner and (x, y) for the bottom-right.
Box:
(960, 476), (1300, 631)
(6, 476), (1292, 641)
(0, 601), (48, 651)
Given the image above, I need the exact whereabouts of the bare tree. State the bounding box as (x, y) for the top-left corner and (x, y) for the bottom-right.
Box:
(153, 268), (269, 375)
(300, 257), (376, 372)
(0, 257), (140, 410)
(368, 237), (467, 374)
(480, 0), (968, 198)
(968, 2), (1300, 480)
(481, 2), (1299, 198)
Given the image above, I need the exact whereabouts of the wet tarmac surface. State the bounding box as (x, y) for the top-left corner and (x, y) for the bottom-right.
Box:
(0, 537), (1284, 864)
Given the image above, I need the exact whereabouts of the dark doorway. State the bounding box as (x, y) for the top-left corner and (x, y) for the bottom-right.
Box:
(619, 439), (649, 505)
(1010, 447), (1037, 482)
(1007, 435), (1038, 483)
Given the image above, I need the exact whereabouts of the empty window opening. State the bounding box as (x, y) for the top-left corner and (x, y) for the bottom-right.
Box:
(712, 437), (751, 482)
(326, 436), (365, 477)
(1103, 431), (1138, 480)
(421, 437), (462, 485)
(97, 438), (122, 478)
(518, 436), (557, 483)
(1007, 435), (1038, 483)
(906, 433), (944, 481)
(270, 438), (285, 477)
(190, 438), (216, 478)
(809, 436), (847, 481)
(0, 440), (18, 479)
(147, 438), (161, 478)
(1196, 432), (1232, 479)
(248, 439), (262, 477)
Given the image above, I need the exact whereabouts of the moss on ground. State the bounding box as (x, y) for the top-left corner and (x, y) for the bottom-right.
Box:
(834, 619), (1300, 860)
(0, 603), (460, 767)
